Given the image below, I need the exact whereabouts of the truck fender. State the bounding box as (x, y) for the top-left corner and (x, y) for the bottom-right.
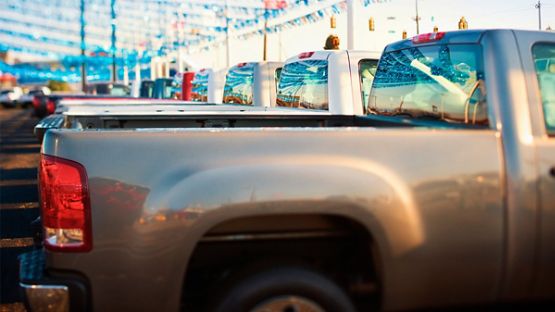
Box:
(145, 156), (425, 257)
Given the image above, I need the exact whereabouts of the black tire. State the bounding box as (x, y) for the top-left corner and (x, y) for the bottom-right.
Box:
(213, 267), (356, 312)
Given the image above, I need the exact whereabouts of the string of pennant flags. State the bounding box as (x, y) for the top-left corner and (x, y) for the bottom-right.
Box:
(0, 0), (393, 83)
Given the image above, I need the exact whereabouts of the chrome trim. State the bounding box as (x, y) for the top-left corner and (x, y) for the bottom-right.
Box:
(201, 230), (349, 242)
(20, 283), (69, 312)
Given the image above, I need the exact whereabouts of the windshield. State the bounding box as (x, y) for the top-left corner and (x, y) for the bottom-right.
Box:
(223, 63), (255, 105)
(191, 72), (209, 102)
(369, 44), (487, 126)
(276, 59), (328, 110)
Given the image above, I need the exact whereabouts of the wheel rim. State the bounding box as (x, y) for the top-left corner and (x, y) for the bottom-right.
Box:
(250, 295), (326, 312)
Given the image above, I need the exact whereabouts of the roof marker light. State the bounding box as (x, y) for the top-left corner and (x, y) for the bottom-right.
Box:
(412, 32), (446, 44)
(298, 52), (315, 59)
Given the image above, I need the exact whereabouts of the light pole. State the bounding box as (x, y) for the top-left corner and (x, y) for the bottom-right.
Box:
(225, 0), (230, 67)
(414, 0), (421, 35)
(110, 0), (117, 82)
(263, 7), (268, 61)
(347, 0), (357, 49)
(80, 0), (86, 91)
(535, 1), (542, 31)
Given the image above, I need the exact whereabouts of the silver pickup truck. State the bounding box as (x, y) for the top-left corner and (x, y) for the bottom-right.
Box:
(21, 29), (555, 312)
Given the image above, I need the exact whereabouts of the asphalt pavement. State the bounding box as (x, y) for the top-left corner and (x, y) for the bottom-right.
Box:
(0, 107), (40, 312)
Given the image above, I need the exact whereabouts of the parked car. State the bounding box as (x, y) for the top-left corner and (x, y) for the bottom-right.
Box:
(21, 30), (555, 312)
(0, 87), (23, 108)
(19, 87), (51, 108)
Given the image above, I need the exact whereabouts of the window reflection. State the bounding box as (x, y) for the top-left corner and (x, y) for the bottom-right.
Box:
(369, 44), (488, 126)
(223, 63), (255, 105)
(191, 72), (209, 102)
(276, 59), (328, 110)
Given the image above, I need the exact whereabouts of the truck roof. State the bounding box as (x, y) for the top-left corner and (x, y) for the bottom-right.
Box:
(384, 29), (555, 52)
(284, 50), (381, 64)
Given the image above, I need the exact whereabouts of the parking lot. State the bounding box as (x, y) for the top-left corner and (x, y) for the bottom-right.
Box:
(0, 108), (40, 311)
(0, 0), (554, 308)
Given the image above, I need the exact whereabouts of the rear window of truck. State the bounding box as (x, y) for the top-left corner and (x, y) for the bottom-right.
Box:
(369, 44), (487, 127)
(223, 63), (255, 105)
(532, 43), (555, 135)
(276, 59), (328, 110)
(191, 73), (209, 102)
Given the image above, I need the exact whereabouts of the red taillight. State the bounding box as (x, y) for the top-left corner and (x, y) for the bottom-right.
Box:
(46, 99), (56, 115)
(411, 32), (446, 44)
(39, 154), (92, 252)
(237, 62), (247, 67)
(298, 51), (315, 59)
(32, 96), (40, 109)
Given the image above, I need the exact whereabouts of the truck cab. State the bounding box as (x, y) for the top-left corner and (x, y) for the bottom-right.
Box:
(277, 50), (380, 115)
(222, 61), (283, 107)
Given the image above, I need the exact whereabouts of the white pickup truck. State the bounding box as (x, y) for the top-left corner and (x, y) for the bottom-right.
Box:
(277, 50), (381, 115)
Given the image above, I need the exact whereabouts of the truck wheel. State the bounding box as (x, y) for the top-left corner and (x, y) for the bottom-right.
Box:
(213, 267), (356, 312)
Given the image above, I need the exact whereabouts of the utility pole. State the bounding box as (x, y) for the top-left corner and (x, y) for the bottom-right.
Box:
(535, 1), (542, 30)
(414, 0), (421, 35)
(111, 0), (117, 82)
(263, 7), (268, 61)
(225, 0), (230, 67)
(80, 0), (86, 91)
(347, 0), (357, 49)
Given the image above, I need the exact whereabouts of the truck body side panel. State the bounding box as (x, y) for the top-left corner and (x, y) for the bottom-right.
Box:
(513, 30), (555, 299)
(43, 128), (503, 311)
(481, 30), (541, 300)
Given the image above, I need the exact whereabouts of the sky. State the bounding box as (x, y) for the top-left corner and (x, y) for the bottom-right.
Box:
(188, 0), (555, 69)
